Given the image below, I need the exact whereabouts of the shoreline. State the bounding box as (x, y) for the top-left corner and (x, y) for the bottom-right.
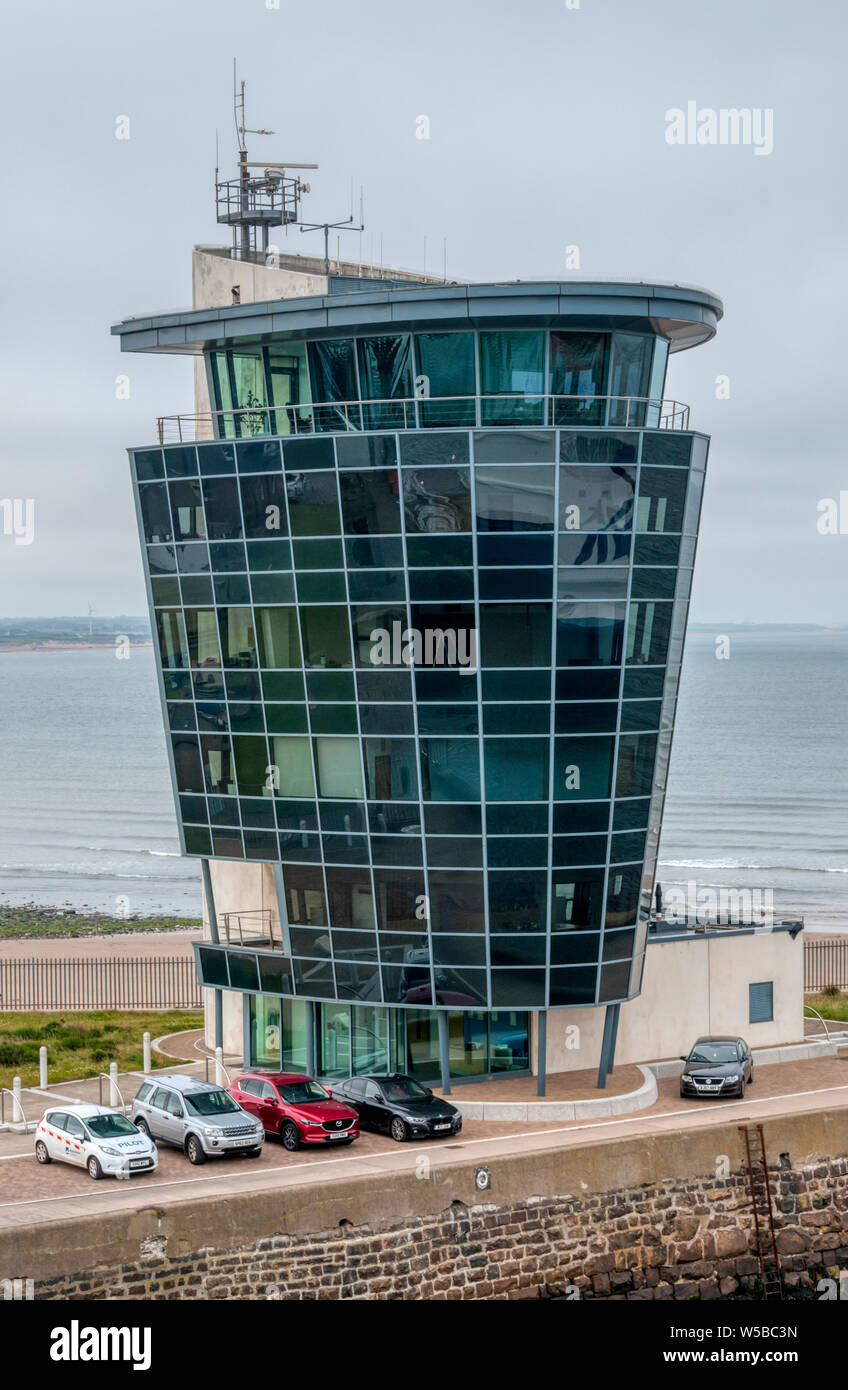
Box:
(0, 906), (202, 940)
(0, 641), (153, 652)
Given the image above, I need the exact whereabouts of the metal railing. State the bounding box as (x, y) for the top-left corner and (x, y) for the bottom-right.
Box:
(804, 937), (848, 992)
(220, 908), (280, 949)
(0, 1087), (31, 1133)
(0, 956), (202, 1011)
(97, 1073), (129, 1113)
(156, 393), (690, 444)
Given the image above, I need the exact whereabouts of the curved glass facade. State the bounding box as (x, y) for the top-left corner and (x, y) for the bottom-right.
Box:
(131, 373), (709, 1012)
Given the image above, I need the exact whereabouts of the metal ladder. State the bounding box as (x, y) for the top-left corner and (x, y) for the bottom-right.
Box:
(739, 1123), (783, 1301)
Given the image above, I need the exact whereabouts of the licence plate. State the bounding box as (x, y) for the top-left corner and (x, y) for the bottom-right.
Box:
(129, 1159), (151, 1169)
(433, 1123), (451, 1131)
(327, 1131), (349, 1140)
(229, 1137), (256, 1147)
(695, 1084), (719, 1091)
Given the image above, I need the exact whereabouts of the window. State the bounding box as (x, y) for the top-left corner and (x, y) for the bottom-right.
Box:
(300, 606), (351, 668)
(556, 601), (625, 667)
(479, 331), (546, 425)
(256, 607), (301, 668)
(287, 472), (341, 536)
(608, 334), (653, 425)
(559, 467), (635, 532)
(475, 466), (555, 532)
(414, 332), (476, 426)
(185, 610), (221, 668)
(357, 335), (414, 428)
(749, 981), (774, 1024)
(284, 865), (327, 925)
(240, 474), (287, 538)
(268, 343), (310, 434)
(549, 332), (609, 425)
(339, 470), (401, 535)
(363, 738), (419, 801)
(479, 603), (551, 668)
(308, 339), (359, 431)
(314, 736), (363, 798)
(420, 738), (480, 802)
(484, 740), (549, 802)
(635, 468), (688, 533)
(403, 466), (472, 533)
(269, 735), (315, 797)
(218, 607), (257, 667)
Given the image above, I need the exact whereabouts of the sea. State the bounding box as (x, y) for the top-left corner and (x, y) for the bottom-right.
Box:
(0, 633), (845, 931)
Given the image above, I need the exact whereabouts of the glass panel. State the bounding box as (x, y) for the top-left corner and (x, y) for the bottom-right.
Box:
(615, 734), (659, 798)
(284, 864), (327, 925)
(479, 603), (551, 667)
(484, 740), (549, 801)
(267, 343), (310, 435)
(608, 333), (652, 425)
(428, 870), (485, 932)
(403, 466), (472, 532)
(169, 480), (206, 540)
(625, 602), (672, 666)
(551, 868), (606, 930)
(326, 867), (375, 930)
(230, 350), (268, 436)
(339, 470), (401, 535)
(549, 331), (609, 425)
(269, 735), (315, 797)
(352, 1005), (389, 1072)
(635, 468), (688, 533)
(210, 352), (234, 437)
(156, 610), (189, 669)
(420, 738), (481, 802)
(357, 335), (414, 429)
(254, 607), (301, 668)
(554, 736), (614, 800)
(363, 738), (419, 801)
(300, 606), (352, 668)
(479, 331), (545, 424)
(559, 466), (635, 532)
(318, 1003), (351, 1077)
(645, 338), (669, 426)
(287, 472), (341, 537)
(415, 332), (476, 426)
(218, 607), (257, 667)
(556, 602), (625, 666)
(373, 868), (427, 931)
(250, 996), (282, 1068)
(475, 466), (555, 532)
(307, 339), (360, 431)
(488, 871), (547, 932)
(240, 474), (287, 539)
(405, 1010), (440, 1083)
(314, 736), (363, 798)
(489, 1013), (529, 1072)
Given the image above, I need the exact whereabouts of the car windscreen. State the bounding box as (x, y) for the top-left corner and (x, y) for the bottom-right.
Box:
(688, 1045), (738, 1064)
(383, 1078), (429, 1100)
(183, 1090), (240, 1116)
(279, 1082), (330, 1104)
(86, 1115), (142, 1139)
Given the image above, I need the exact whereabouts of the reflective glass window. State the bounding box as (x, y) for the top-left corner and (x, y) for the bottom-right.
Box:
(625, 601), (672, 666)
(479, 603), (551, 667)
(300, 606), (352, 668)
(559, 466), (635, 532)
(419, 738), (481, 802)
(554, 736), (614, 800)
(475, 466), (554, 532)
(479, 331), (545, 425)
(549, 331), (609, 425)
(314, 736), (363, 798)
(414, 332), (476, 426)
(403, 466), (472, 533)
(339, 470), (401, 534)
(484, 739), (549, 801)
(287, 472), (341, 536)
(307, 339), (359, 431)
(556, 602), (625, 666)
(428, 870), (485, 932)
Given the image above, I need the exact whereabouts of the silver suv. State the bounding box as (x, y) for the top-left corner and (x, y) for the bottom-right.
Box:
(131, 1075), (264, 1165)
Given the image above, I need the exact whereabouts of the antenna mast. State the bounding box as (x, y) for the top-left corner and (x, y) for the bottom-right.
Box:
(215, 64), (318, 262)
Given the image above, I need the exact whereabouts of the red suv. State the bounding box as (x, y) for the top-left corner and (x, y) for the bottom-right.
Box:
(229, 1072), (359, 1151)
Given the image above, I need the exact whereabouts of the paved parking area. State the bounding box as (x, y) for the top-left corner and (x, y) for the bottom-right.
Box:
(1, 1055), (847, 1232)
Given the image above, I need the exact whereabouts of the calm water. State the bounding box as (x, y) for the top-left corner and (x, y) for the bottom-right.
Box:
(0, 635), (845, 929)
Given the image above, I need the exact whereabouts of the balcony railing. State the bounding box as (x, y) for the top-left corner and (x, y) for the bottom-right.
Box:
(220, 908), (282, 950)
(156, 394), (690, 444)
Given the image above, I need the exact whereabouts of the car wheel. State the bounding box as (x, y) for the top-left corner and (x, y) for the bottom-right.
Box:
(748, 1069), (754, 1086)
(280, 1121), (300, 1152)
(87, 1156), (103, 1181)
(35, 1141), (51, 1164)
(134, 1117), (151, 1139)
(390, 1116), (408, 1143)
(186, 1135), (206, 1165)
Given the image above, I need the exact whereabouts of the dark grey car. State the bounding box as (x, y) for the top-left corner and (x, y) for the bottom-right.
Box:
(679, 1036), (754, 1099)
(332, 1073), (462, 1142)
(131, 1074), (264, 1164)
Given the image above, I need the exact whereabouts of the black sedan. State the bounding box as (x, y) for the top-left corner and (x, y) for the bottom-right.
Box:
(331, 1074), (462, 1142)
(679, 1035), (754, 1099)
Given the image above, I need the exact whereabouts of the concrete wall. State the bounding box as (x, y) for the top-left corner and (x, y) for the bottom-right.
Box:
(191, 248), (328, 417)
(541, 929), (805, 1075)
(13, 1105), (848, 1301)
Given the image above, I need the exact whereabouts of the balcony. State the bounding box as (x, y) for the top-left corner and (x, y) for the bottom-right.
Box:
(156, 394), (691, 444)
(220, 908), (284, 950)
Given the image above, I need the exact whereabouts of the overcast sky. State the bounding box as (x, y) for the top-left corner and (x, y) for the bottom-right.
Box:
(2, 0), (846, 623)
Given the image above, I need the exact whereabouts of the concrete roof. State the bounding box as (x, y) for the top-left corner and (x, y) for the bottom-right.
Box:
(112, 279), (723, 356)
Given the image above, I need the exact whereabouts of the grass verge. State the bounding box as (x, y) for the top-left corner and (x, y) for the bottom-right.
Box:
(0, 907), (201, 939)
(0, 1010), (203, 1089)
(806, 990), (848, 1023)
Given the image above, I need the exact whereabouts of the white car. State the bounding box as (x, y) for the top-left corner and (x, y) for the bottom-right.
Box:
(35, 1104), (158, 1180)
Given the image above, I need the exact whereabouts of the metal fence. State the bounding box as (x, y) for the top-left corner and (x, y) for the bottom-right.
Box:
(0, 957), (202, 1012)
(804, 939), (848, 993)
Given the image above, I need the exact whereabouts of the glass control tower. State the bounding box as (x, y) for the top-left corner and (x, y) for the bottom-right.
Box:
(115, 271), (721, 1090)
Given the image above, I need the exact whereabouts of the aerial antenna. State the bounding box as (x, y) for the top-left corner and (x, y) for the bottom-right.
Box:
(299, 177), (364, 277)
(215, 63), (317, 262)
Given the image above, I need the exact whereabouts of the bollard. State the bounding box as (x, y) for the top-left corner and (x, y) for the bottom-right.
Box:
(39, 1046), (47, 1089)
(215, 1045), (224, 1087)
(143, 1032), (152, 1074)
(109, 1062), (119, 1108)
(13, 1076), (21, 1120)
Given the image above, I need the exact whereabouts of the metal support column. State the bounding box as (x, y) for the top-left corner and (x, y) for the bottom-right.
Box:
(200, 859), (224, 1053)
(597, 1003), (621, 1090)
(537, 1010), (547, 1097)
(272, 862), (293, 956)
(305, 1000), (316, 1078)
(437, 1010), (451, 1095)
